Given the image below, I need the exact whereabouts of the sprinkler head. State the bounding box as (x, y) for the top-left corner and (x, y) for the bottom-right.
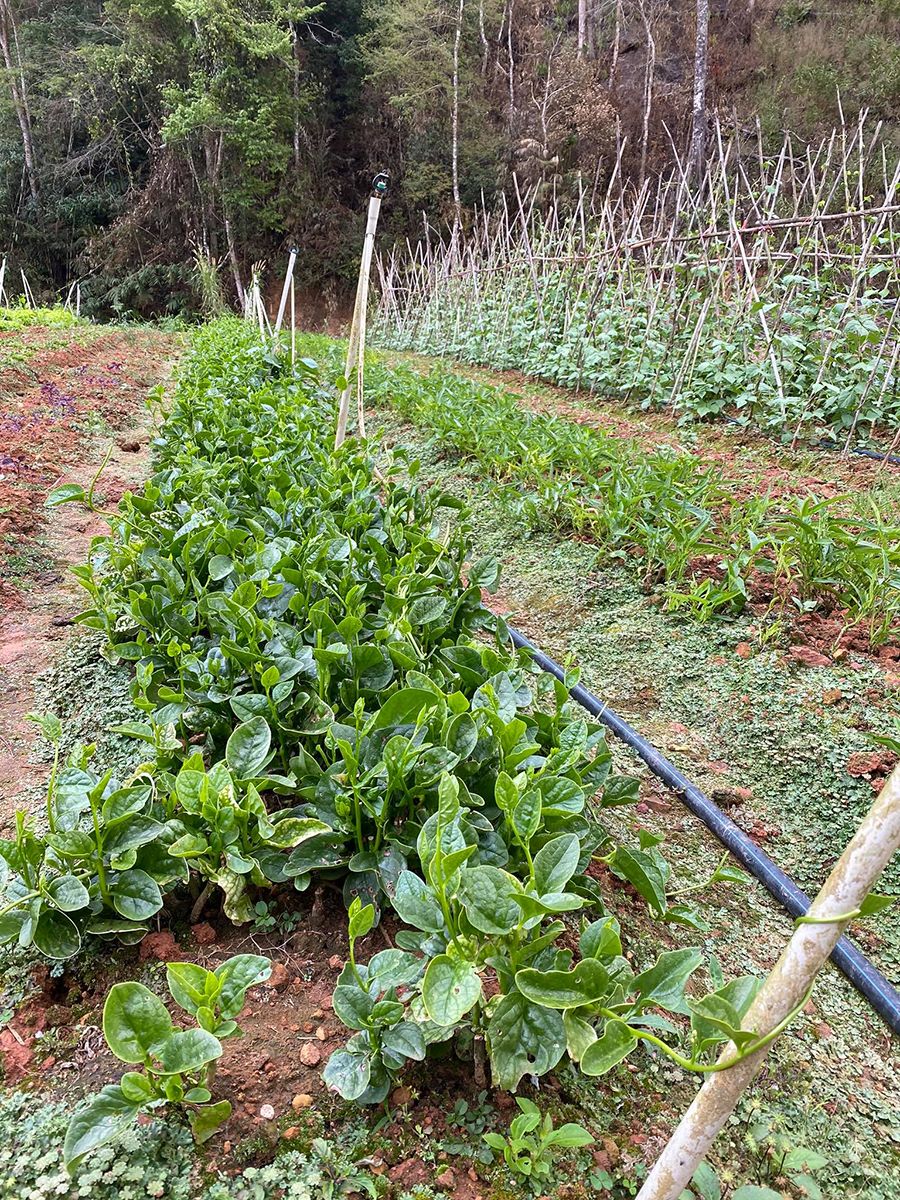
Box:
(372, 172), (390, 198)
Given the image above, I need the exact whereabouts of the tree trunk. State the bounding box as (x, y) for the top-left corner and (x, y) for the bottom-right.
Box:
(0, 0), (38, 202)
(577, 0), (586, 54)
(609, 0), (622, 90)
(451, 0), (464, 230)
(638, 0), (656, 185)
(689, 0), (710, 186)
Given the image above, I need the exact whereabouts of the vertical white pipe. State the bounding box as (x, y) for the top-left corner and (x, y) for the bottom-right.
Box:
(637, 765), (900, 1200)
(335, 193), (382, 449)
(274, 248), (297, 335)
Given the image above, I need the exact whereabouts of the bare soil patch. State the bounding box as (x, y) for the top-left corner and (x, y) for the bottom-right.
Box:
(0, 327), (179, 818)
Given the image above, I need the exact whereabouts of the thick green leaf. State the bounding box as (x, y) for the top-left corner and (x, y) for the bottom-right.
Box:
(166, 963), (213, 1016)
(487, 991), (566, 1091)
(111, 869), (162, 921)
(580, 1019), (638, 1076)
(533, 833), (580, 894)
(458, 865), (521, 934)
(103, 982), (172, 1063)
(225, 717), (272, 778)
(190, 1100), (232, 1143)
(393, 870), (445, 932)
(155, 1028), (222, 1074)
(63, 1084), (141, 1171)
(46, 874), (90, 913)
(422, 954), (482, 1026)
(215, 954), (272, 1017)
(33, 908), (81, 959)
(515, 959), (611, 1009)
(632, 949), (702, 1015)
(323, 1047), (372, 1101)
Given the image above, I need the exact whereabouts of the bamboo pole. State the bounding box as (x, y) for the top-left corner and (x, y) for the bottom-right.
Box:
(637, 765), (900, 1200)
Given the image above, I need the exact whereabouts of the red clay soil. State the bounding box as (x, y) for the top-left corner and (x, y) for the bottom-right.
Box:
(0, 326), (179, 814)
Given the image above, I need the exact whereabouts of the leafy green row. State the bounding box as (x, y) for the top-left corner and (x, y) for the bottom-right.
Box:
(341, 347), (900, 639)
(2, 318), (763, 1105)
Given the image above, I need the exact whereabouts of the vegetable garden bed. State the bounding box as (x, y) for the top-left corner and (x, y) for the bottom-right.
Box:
(0, 317), (896, 1200)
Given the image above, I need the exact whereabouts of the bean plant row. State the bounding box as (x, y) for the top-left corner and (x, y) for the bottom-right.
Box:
(1, 318), (784, 1127)
(375, 115), (900, 446)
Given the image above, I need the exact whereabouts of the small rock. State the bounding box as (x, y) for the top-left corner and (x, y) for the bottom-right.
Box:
(435, 1168), (455, 1189)
(391, 1086), (413, 1107)
(259, 1104), (276, 1120)
(191, 922), (217, 945)
(315, 1026), (326, 1041)
(292, 1093), (314, 1111)
(265, 962), (291, 991)
(223, 1141), (232, 1154)
(118, 439), (140, 452)
(328, 954), (343, 970)
(788, 645), (831, 669)
(735, 641), (752, 659)
(711, 785), (753, 807)
(282, 1126), (300, 1140)
(300, 1043), (322, 1067)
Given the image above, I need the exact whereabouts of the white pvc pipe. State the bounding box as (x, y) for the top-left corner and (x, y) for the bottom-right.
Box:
(274, 248), (297, 335)
(335, 193), (383, 449)
(637, 763), (900, 1200)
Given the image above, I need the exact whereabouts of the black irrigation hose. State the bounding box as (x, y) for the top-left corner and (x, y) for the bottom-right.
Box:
(508, 626), (900, 1036)
(817, 439), (900, 467)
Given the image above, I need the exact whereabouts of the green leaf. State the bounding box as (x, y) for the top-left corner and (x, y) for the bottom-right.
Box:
(46, 483), (87, 508)
(265, 816), (330, 849)
(46, 874), (90, 913)
(393, 870), (445, 932)
(533, 834), (580, 894)
(225, 717), (272, 778)
(422, 954), (482, 1026)
(189, 1100), (232, 1143)
(730, 1189), (784, 1200)
(487, 991), (566, 1091)
(458, 865), (521, 935)
(119, 1071), (155, 1103)
(550, 1123), (593, 1148)
(323, 1047), (372, 1101)
(166, 963), (213, 1016)
(103, 981), (172, 1063)
(155, 1028), (222, 1075)
(580, 1020), (638, 1076)
(563, 1011), (598, 1063)
(208, 555), (234, 581)
(33, 909), (81, 959)
(214, 954), (272, 1017)
(515, 959), (611, 1010)
(111, 869), (162, 921)
(632, 949), (702, 1015)
(348, 896), (376, 941)
(608, 846), (669, 914)
(687, 1161), (722, 1200)
(579, 916), (622, 960)
(63, 1084), (141, 1171)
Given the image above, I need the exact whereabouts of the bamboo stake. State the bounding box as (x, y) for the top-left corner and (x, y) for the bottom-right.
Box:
(637, 765), (900, 1200)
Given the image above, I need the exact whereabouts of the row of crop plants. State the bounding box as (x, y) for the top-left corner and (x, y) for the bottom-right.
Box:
(330, 348), (898, 643)
(1, 318), (792, 1181)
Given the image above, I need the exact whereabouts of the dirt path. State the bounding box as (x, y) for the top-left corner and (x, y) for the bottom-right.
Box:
(0, 327), (180, 819)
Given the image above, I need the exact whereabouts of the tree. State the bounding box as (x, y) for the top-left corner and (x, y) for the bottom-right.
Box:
(689, 0), (709, 185)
